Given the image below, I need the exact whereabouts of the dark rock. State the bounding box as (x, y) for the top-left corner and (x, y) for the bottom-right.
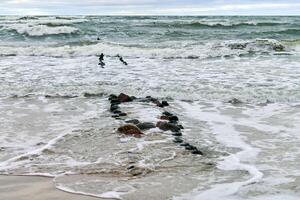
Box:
(172, 132), (182, 136)
(110, 99), (121, 105)
(129, 168), (144, 176)
(169, 116), (179, 121)
(160, 115), (170, 120)
(118, 93), (133, 102)
(125, 119), (140, 125)
(161, 101), (169, 106)
(178, 125), (184, 129)
(173, 137), (183, 143)
(117, 124), (143, 137)
(185, 145), (197, 151)
(160, 114), (178, 121)
(162, 111), (173, 116)
(119, 112), (127, 117)
(156, 121), (181, 132)
(136, 122), (156, 130)
(180, 143), (190, 147)
(112, 114), (120, 118)
(169, 120), (178, 124)
(191, 149), (203, 155)
(108, 94), (118, 100)
(110, 104), (119, 111)
(152, 99), (163, 107)
(113, 110), (122, 114)
(127, 165), (135, 170)
(228, 98), (243, 104)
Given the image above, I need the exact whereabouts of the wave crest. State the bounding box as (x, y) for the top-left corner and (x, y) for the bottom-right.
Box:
(2, 24), (79, 36)
(155, 21), (289, 29)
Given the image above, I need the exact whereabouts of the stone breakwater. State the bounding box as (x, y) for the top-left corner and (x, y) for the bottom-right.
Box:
(109, 93), (204, 155)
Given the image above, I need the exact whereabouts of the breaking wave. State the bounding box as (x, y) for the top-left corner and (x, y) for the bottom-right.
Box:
(0, 38), (294, 59)
(153, 21), (290, 29)
(2, 24), (80, 36)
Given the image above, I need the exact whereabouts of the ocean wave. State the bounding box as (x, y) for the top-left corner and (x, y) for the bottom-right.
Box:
(153, 21), (289, 29)
(37, 22), (80, 27)
(2, 24), (80, 36)
(226, 39), (287, 51)
(18, 16), (39, 20)
(0, 38), (295, 59)
(37, 18), (88, 26)
(261, 29), (300, 35)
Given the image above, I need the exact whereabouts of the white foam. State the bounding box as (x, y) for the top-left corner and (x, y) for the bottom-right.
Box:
(3, 24), (79, 36)
(55, 184), (124, 199)
(54, 177), (135, 200)
(176, 101), (263, 200)
(0, 131), (72, 172)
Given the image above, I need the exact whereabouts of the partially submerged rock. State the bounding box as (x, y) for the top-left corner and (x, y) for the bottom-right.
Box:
(173, 137), (183, 143)
(110, 104), (120, 111)
(136, 122), (156, 130)
(118, 93), (134, 103)
(117, 124), (143, 137)
(160, 113), (179, 122)
(118, 112), (127, 117)
(125, 119), (140, 125)
(152, 99), (164, 107)
(178, 125), (184, 129)
(156, 121), (181, 132)
(112, 110), (122, 114)
(108, 94), (118, 100)
(160, 115), (169, 120)
(172, 132), (182, 136)
(110, 99), (121, 105)
(191, 149), (203, 155)
(162, 111), (173, 116)
(185, 144), (197, 151)
(161, 101), (169, 107)
(112, 114), (121, 118)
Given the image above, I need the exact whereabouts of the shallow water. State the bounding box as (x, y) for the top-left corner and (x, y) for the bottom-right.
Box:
(0, 16), (300, 199)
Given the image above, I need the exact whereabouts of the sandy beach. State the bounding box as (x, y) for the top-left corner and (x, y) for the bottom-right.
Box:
(0, 175), (103, 200)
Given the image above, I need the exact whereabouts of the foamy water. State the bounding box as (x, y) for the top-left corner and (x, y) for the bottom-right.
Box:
(0, 16), (300, 199)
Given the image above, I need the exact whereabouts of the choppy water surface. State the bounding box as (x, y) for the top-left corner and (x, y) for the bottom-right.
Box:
(0, 16), (300, 199)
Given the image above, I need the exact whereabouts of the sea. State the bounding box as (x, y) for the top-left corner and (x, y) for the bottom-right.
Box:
(0, 16), (300, 200)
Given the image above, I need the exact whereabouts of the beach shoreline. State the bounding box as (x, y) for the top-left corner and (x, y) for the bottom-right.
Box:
(0, 175), (106, 200)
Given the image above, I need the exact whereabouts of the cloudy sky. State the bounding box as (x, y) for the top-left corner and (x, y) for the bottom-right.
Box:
(1, 0), (300, 15)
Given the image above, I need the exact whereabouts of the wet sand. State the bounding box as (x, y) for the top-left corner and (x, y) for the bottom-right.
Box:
(0, 175), (104, 200)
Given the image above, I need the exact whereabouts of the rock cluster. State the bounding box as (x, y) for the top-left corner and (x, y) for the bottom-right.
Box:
(117, 124), (143, 137)
(108, 93), (203, 156)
